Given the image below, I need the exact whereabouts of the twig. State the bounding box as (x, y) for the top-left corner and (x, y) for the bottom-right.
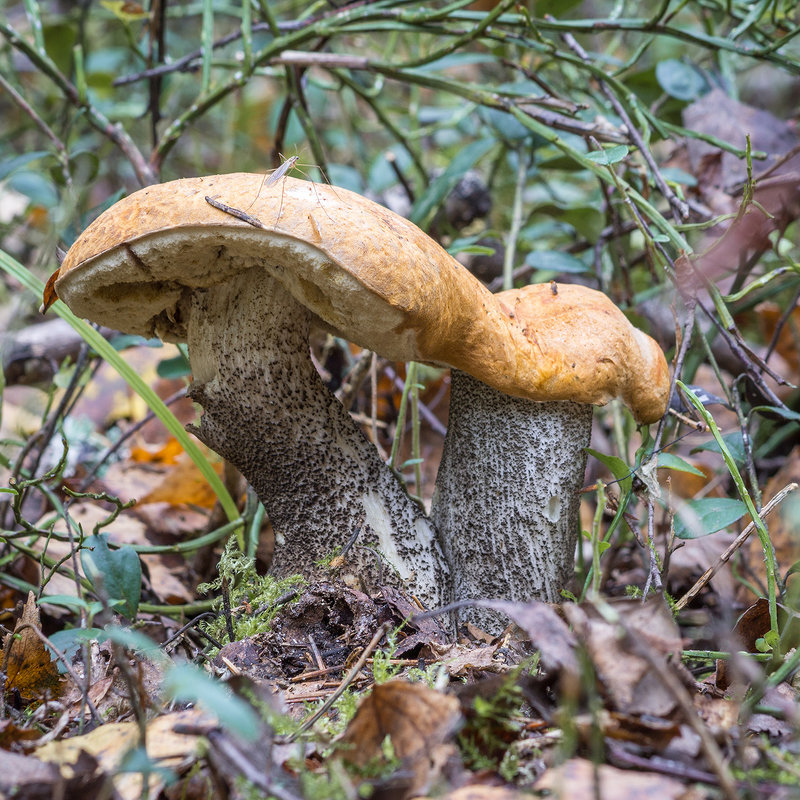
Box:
(560, 30), (688, 222)
(284, 621), (391, 742)
(205, 195), (265, 228)
(673, 483), (798, 612)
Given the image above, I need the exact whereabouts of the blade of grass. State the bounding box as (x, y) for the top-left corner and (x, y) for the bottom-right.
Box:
(677, 381), (779, 638)
(0, 249), (241, 532)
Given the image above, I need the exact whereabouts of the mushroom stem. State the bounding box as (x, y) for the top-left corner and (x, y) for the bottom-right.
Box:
(431, 369), (592, 632)
(185, 269), (451, 609)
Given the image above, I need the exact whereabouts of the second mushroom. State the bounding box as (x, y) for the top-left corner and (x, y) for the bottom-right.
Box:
(46, 174), (669, 631)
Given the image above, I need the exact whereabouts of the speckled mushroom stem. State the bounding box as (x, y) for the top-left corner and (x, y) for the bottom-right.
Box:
(431, 369), (593, 632)
(185, 269), (451, 609)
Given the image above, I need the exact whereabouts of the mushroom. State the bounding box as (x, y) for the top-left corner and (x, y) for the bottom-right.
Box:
(46, 173), (669, 628)
(431, 282), (670, 630)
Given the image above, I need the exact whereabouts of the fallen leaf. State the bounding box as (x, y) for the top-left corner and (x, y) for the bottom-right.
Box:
(563, 597), (683, 717)
(2, 592), (62, 702)
(0, 748), (103, 799)
(478, 599), (579, 676)
(427, 642), (503, 678)
(339, 679), (461, 796)
(715, 598), (771, 690)
(535, 757), (690, 799)
(35, 707), (210, 800)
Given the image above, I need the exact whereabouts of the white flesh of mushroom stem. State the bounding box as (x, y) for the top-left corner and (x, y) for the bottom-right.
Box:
(184, 267), (451, 609)
(431, 369), (593, 633)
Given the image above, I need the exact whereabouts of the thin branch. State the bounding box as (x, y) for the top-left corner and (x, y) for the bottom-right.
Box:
(673, 483), (798, 612)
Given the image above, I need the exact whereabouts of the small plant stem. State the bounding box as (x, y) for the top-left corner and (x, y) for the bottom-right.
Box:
(409, 363), (423, 500)
(503, 147), (528, 291)
(590, 481), (605, 597)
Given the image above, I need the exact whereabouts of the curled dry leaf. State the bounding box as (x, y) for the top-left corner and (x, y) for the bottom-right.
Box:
(338, 679), (462, 796)
(2, 592), (62, 702)
(562, 596), (684, 718)
(477, 599), (579, 676)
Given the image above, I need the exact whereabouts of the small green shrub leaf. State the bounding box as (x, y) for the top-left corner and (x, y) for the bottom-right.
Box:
(673, 497), (748, 539)
(585, 145), (629, 165)
(657, 453), (706, 477)
(81, 534), (141, 619)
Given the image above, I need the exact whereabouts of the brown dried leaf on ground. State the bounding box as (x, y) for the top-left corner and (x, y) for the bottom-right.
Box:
(2, 591), (62, 702)
(477, 599), (579, 676)
(562, 596), (684, 717)
(418, 785), (537, 799)
(339, 679), (462, 797)
(425, 642), (504, 678)
(35, 707), (211, 800)
(0, 747), (103, 799)
(534, 757), (695, 800)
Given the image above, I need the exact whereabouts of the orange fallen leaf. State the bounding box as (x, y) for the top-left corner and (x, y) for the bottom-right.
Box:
(2, 592), (62, 702)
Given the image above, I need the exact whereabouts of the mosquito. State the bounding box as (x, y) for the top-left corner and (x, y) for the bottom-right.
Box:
(247, 154), (300, 212)
(249, 153), (340, 226)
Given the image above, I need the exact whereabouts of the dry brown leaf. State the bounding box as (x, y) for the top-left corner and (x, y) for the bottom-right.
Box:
(0, 717), (42, 749)
(0, 748), (102, 799)
(534, 757), (691, 799)
(563, 597), (683, 717)
(426, 642), (503, 678)
(35, 707), (210, 800)
(138, 456), (223, 508)
(2, 592), (62, 702)
(339, 679), (461, 795)
(478, 599), (579, 676)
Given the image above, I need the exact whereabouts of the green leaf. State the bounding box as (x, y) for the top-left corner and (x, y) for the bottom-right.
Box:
(163, 664), (261, 741)
(673, 497), (748, 539)
(157, 353), (192, 379)
(7, 171), (59, 208)
(655, 59), (706, 101)
(692, 432), (746, 465)
(81, 534), (141, 619)
(585, 145), (629, 166)
(657, 452), (706, 477)
(525, 250), (589, 274)
(39, 595), (103, 615)
(48, 627), (107, 671)
(410, 138), (496, 226)
(750, 405), (800, 423)
(0, 151), (52, 182)
(586, 448), (632, 493)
